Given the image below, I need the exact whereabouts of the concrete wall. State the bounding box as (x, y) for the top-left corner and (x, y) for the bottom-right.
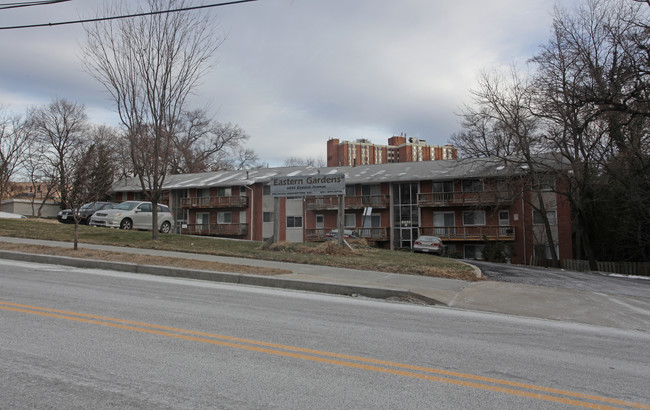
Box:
(1, 199), (60, 218)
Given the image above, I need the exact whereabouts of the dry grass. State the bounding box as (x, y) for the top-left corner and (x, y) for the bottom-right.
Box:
(0, 242), (291, 276)
(0, 219), (478, 281)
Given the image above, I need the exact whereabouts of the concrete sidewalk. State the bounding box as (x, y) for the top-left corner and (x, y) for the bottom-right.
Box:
(1, 236), (649, 332)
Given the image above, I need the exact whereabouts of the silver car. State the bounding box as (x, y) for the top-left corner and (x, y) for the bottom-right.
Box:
(413, 235), (446, 255)
(89, 201), (175, 233)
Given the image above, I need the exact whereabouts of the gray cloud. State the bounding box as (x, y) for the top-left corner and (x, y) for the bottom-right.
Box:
(0, 0), (569, 165)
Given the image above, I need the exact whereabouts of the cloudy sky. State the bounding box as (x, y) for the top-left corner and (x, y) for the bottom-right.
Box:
(0, 0), (575, 166)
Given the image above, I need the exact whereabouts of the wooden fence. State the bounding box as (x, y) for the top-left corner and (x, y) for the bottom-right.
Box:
(531, 256), (650, 276)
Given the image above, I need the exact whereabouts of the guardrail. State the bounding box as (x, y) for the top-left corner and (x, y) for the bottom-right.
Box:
(305, 227), (389, 242)
(418, 225), (515, 241)
(305, 195), (390, 210)
(181, 196), (249, 209)
(418, 191), (514, 207)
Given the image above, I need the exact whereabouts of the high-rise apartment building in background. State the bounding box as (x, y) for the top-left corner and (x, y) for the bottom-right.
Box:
(327, 133), (457, 167)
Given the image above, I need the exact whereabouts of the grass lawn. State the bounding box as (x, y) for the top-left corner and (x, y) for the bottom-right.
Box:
(0, 218), (477, 281)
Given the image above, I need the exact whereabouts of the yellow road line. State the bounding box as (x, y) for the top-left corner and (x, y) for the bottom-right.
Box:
(1, 301), (647, 409)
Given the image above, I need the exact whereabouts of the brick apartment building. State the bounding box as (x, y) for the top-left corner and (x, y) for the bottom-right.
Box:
(5, 181), (54, 200)
(111, 157), (572, 265)
(327, 134), (457, 167)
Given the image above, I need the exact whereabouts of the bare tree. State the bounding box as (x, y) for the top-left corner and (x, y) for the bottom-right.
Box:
(453, 0), (650, 265)
(82, 0), (222, 239)
(169, 110), (255, 173)
(283, 156), (326, 168)
(531, 0), (650, 264)
(20, 142), (58, 218)
(0, 107), (32, 205)
(227, 146), (261, 170)
(455, 67), (561, 263)
(67, 135), (117, 249)
(28, 98), (88, 210)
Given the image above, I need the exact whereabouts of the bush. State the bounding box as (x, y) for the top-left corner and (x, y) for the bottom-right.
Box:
(482, 236), (515, 263)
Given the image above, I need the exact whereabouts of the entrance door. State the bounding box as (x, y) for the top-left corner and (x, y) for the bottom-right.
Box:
(392, 183), (419, 248)
(498, 210), (511, 236)
(315, 214), (324, 239)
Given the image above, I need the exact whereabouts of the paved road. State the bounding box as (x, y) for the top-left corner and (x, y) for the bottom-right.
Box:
(470, 260), (650, 298)
(2, 236), (650, 331)
(2, 259), (649, 409)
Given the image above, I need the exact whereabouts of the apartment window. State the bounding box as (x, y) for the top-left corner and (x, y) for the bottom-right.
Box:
(217, 187), (231, 197)
(345, 185), (356, 196)
(361, 184), (380, 196)
(217, 212), (232, 224)
(196, 212), (210, 229)
(532, 174), (555, 191)
(263, 212), (273, 223)
(240, 186), (247, 194)
(287, 216), (302, 228)
(432, 181), (453, 193)
(344, 214), (356, 228)
(462, 179), (483, 192)
(499, 210), (510, 226)
(263, 185), (271, 195)
(463, 210), (486, 226)
(434, 212), (455, 236)
(533, 210), (557, 226)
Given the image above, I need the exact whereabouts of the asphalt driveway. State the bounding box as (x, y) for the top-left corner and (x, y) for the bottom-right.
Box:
(470, 260), (650, 298)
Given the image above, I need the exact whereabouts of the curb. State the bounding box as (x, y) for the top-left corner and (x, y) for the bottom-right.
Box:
(0, 250), (445, 305)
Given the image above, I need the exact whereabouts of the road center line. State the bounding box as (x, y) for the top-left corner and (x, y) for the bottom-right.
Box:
(1, 301), (647, 409)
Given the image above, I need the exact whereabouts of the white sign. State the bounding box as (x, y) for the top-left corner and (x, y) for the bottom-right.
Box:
(270, 173), (346, 197)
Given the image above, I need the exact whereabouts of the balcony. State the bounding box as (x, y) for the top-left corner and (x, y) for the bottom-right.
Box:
(418, 191), (514, 208)
(305, 195), (390, 210)
(181, 223), (249, 237)
(181, 196), (249, 209)
(305, 227), (390, 242)
(419, 225), (515, 241)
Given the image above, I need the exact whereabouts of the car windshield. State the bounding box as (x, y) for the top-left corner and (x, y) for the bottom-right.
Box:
(86, 202), (107, 211)
(418, 236), (439, 242)
(80, 203), (94, 210)
(114, 201), (139, 211)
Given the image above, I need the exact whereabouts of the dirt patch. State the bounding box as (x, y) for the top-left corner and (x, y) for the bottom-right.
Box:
(265, 240), (363, 256)
(0, 242), (291, 276)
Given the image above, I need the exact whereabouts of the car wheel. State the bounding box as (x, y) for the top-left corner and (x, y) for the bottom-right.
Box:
(159, 221), (171, 234)
(120, 219), (133, 230)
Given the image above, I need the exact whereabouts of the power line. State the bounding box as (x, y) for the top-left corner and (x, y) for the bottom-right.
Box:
(0, 0), (70, 11)
(0, 0), (258, 30)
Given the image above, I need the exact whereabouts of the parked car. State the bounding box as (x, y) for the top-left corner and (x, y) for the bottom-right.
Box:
(413, 235), (446, 255)
(89, 201), (175, 233)
(324, 229), (359, 240)
(57, 201), (115, 225)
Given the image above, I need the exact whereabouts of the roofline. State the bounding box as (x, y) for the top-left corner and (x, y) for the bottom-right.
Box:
(111, 154), (568, 193)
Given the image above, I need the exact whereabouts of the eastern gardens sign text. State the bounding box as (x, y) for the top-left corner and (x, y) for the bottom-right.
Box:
(270, 173), (346, 197)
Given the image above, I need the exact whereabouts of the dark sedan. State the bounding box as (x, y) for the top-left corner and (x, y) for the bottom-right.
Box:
(57, 201), (115, 225)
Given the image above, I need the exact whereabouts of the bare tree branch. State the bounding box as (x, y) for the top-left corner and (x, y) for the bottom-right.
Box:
(81, 0), (222, 239)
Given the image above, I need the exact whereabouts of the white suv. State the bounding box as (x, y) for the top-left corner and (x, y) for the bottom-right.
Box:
(89, 201), (175, 233)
